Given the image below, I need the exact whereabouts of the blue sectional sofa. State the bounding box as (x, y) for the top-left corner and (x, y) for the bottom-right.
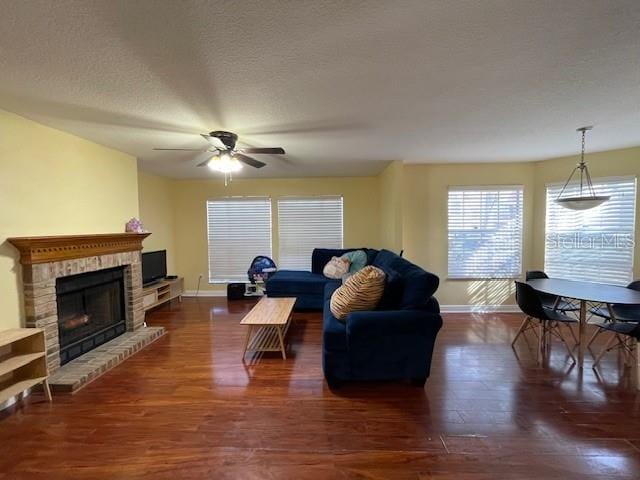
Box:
(267, 248), (443, 387)
(265, 248), (377, 310)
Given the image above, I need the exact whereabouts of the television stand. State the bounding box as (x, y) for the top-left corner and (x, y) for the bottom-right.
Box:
(142, 277), (184, 312)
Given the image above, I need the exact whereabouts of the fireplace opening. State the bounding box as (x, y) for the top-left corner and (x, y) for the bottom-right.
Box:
(56, 267), (127, 365)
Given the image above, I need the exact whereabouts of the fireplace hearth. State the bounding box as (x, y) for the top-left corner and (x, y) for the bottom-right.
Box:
(56, 267), (127, 365)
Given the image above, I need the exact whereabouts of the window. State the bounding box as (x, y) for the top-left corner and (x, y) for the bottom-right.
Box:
(545, 176), (636, 286)
(277, 196), (343, 270)
(206, 198), (272, 282)
(448, 186), (524, 279)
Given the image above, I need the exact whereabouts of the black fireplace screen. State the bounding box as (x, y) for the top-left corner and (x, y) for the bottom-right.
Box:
(56, 266), (127, 365)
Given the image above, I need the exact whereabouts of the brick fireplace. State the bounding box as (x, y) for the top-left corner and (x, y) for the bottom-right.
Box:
(8, 234), (156, 379)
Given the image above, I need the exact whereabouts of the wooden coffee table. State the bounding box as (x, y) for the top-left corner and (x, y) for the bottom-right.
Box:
(241, 297), (296, 359)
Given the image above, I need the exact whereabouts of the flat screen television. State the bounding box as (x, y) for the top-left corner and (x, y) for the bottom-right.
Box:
(142, 250), (167, 285)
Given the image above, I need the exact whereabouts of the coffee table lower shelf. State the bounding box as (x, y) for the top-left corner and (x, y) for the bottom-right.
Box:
(243, 320), (292, 359)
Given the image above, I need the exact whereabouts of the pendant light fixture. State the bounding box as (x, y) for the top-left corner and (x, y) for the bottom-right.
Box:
(555, 126), (609, 211)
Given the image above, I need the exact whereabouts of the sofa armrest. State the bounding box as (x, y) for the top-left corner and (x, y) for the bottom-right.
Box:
(424, 296), (440, 314)
(346, 310), (442, 338)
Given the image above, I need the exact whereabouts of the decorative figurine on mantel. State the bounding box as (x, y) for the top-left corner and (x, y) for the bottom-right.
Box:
(125, 217), (146, 234)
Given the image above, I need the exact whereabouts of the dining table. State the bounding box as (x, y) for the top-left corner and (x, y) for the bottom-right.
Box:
(527, 278), (640, 369)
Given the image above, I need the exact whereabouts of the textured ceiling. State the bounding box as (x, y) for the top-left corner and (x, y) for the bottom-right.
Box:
(1, 1), (639, 179)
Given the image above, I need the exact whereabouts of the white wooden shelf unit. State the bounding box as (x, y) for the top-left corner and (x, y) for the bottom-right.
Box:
(0, 328), (51, 405)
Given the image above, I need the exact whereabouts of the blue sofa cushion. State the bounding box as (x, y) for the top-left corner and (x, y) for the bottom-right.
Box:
(323, 283), (348, 351)
(376, 267), (404, 310)
(346, 309), (443, 339)
(311, 248), (379, 275)
(401, 273), (439, 310)
(364, 248), (379, 266)
(266, 270), (334, 296)
(373, 250), (439, 310)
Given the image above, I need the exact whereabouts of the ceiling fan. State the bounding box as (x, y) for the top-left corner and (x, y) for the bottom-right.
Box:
(153, 130), (285, 171)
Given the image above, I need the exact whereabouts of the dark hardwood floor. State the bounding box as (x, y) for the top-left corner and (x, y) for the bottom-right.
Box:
(1, 298), (639, 479)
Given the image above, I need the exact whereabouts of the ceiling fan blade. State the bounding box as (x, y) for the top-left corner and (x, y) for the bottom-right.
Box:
(200, 133), (227, 150)
(153, 148), (206, 151)
(243, 120), (366, 136)
(235, 153), (266, 169)
(197, 158), (211, 167)
(241, 147), (285, 155)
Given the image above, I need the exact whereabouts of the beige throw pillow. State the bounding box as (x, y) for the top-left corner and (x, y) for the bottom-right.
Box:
(323, 256), (350, 279)
(330, 265), (386, 320)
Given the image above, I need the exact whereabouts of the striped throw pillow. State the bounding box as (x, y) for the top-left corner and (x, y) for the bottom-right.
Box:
(330, 265), (386, 321)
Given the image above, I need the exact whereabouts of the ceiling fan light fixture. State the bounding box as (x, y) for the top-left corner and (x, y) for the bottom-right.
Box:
(207, 153), (243, 173)
(155, 130), (280, 185)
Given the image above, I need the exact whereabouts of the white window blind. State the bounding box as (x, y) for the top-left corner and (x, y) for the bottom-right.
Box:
(545, 176), (636, 286)
(206, 198), (272, 283)
(448, 186), (524, 279)
(278, 196), (344, 270)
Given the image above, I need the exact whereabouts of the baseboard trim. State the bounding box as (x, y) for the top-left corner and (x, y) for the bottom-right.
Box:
(180, 293), (520, 313)
(180, 293), (520, 312)
(183, 290), (227, 297)
(441, 304), (520, 313)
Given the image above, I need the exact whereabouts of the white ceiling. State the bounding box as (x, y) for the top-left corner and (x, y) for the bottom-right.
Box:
(1, 1), (639, 179)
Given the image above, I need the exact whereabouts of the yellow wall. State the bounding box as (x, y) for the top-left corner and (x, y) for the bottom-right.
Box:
(171, 176), (381, 291)
(4, 108), (635, 322)
(402, 162), (536, 307)
(393, 146), (640, 307)
(531, 146), (640, 279)
(0, 109), (139, 329)
(133, 146), (638, 306)
(137, 171), (176, 273)
(378, 160), (404, 252)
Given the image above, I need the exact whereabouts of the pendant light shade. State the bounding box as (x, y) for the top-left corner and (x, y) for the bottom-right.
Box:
(555, 196), (610, 210)
(555, 126), (609, 211)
